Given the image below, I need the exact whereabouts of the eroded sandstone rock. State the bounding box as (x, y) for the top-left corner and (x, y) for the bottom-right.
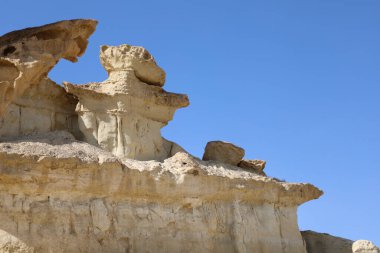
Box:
(65, 44), (189, 161)
(202, 141), (245, 165)
(0, 19), (97, 118)
(238, 159), (266, 176)
(353, 240), (380, 253)
(0, 19), (375, 253)
(0, 132), (323, 253)
(0, 229), (34, 253)
(0, 78), (80, 139)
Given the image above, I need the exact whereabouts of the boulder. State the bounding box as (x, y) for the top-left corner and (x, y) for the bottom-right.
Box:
(202, 141), (245, 165)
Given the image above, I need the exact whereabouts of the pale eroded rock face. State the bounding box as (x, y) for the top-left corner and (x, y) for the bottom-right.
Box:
(65, 44), (189, 161)
(0, 19), (97, 117)
(0, 78), (80, 139)
(0, 19), (377, 253)
(0, 132), (322, 253)
(353, 240), (380, 253)
(202, 141), (245, 166)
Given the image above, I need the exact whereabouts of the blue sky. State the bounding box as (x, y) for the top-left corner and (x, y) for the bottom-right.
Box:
(2, 0), (379, 245)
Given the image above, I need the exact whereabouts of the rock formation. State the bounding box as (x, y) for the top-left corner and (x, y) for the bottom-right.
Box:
(352, 240), (380, 253)
(0, 19), (97, 118)
(0, 78), (80, 139)
(64, 44), (189, 161)
(0, 20), (377, 253)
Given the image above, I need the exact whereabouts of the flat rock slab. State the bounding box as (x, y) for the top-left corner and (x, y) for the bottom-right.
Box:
(238, 159), (266, 176)
(202, 141), (245, 166)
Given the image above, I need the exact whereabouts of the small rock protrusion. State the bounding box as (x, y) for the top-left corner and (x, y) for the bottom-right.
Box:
(202, 141), (245, 166)
(353, 240), (380, 253)
(238, 159), (266, 176)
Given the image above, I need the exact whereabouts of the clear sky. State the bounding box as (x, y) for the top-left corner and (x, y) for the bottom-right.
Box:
(2, 0), (379, 246)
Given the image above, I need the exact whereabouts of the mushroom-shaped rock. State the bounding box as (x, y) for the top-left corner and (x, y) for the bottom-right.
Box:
(0, 19), (97, 117)
(100, 45), (165, 86)
(353, 240), (380, 253)
(238, 159), (266, 176)
(202, 141), (245, 166)
(65, 44), (189, 161)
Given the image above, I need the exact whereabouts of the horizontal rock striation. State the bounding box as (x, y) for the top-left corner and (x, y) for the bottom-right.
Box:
(0, 132), (322, 253)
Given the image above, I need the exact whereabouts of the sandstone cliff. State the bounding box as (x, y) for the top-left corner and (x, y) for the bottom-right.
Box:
(0, 19), (377, 253)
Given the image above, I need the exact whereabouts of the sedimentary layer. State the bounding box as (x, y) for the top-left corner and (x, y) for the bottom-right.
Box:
(0, 132), (322, 253)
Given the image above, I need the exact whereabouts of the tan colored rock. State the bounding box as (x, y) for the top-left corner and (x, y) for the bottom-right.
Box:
(100, 44), (166, 86)
(65, 44), (189, 161)
(238, 159), (266, 176)
(0, 19), (97, 118)
(202, 140), (245, 165)
(353, 240), (380, 253)
(0, 77), (81, 139)
(301, 230), (353, 253)
(0, 229), (34, 253)
(0, 132), (323, 253)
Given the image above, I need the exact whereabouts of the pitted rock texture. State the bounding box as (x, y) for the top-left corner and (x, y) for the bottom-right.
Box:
(100, 44), (166, 86)
(0, 132), (323, 253)
(0, 19), (97, 117)
(65, 44), (189, 161)
(202, 141), (245, 166)
(352, 240), (380, 253)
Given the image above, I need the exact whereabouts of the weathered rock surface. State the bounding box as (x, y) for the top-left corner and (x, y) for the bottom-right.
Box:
(0, 132), (322, 253)
(0, 19), (97, 117)
(202, 141), (245, 166)
(65, 44), (189, 161)
(301, 230), (353, 253)
(0, 78), (80, 139)
(0, 19), (377, 253)
(352, 240), (380, 253)
(238, 159), (266, 176)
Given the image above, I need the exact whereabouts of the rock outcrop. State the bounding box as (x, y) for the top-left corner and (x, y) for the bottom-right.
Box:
(0, 19), (97, 118)
(0, 132), (322, 253)
(64, 44), (189, 161)
(0, 19), (377, 253)
(0, 78), (80, 139)
(352, 240), (380, 253)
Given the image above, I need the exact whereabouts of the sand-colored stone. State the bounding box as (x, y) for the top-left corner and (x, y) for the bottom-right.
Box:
(353, 240), (380, 253)
(238, 159), (266, 176)
(100, 44), (166, 86)
(0, 78), (80, 139)
(0, 19), (97, 117)
(65, 44), (189, 161)
(0, 19), (377, 253)
(202, 141), (245, 166)
(0, 132), (323, 253)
